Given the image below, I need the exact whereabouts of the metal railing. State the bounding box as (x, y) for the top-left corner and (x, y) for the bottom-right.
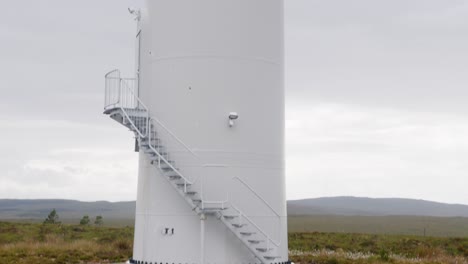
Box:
(230, 203), (280, 257)
(232, 176), (281, 218)
(104, 69), (193, 189)
(104, 70), (229, 203)
(104, 69), (140, 110)
(228, 177), (282, 250)
(147, 122), (193, 191)
(105, 69), (281, 255)
(105, 69), (149, 138)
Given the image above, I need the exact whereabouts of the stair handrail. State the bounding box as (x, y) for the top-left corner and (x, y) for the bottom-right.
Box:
(106, 69), (199, 160)
(147, 119), (193, 188)
(232, 176), (281, 217)
(118, 86), (194, 187)
(230, 203), (280, 248)
(119, 83), (197, 187)
(150, 117), (200, 159)
(105, 69), (200, 191)
(106, 70), (282, 252)
(229, 176), (282, 248)
(120, 78), (151, 139)
(106, 70), (284, 262)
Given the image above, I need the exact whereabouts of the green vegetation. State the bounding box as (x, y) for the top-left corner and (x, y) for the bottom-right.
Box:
(43, 209), (60, 225)
(289, 232), (468, 263)
(94, 215), (104, 226)
(79, 215), (90, 226)
(0, 221), (133, 264)
(0, 221), (467, 264)
(289, 215), (468, 237)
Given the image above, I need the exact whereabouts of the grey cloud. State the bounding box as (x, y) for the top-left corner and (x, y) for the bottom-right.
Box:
(285, 0), (468, 114)
(286, 103), (468, 204)
(0, 0), (136, 123)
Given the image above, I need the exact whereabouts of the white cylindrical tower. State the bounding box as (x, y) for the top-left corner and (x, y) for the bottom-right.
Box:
(132, 1), (286, 264)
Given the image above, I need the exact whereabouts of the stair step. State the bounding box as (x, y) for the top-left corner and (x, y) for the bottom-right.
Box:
(248, 239), (265, 244)
(192, 199), (202, 203)
(141, 134), (161, 141)
(158, 161), (174, 166)
(256, 248), (273, 253)
(149, 156), (174, 163)
(264, 256), (281, 261)
(232, 223), (246, 228)
(127, 116), (148, 119)
(185, 191), (197, 196)
(161, 166), (177, 171)
(159, 161), (174, 165)
(223, 215), (238, 220)
(142, 145), (164, 151)
(176, 183), (192, 188)
(163, 171), (180, 177)
(200, 208), (225, 213)
(240, 232), (256, 236)
(148, 148), (166, 153)
(141, 138), (161, 143)
(147, 151), (168, 156)
(149, 154), (170, 160)
(141, 141), (163, 146)
(169, 175), (182, 180)
(150, 160), (174, 167)
(142, 145), (163, 150)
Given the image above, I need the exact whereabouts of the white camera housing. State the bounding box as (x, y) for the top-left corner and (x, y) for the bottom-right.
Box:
(228, 112), (239, 127)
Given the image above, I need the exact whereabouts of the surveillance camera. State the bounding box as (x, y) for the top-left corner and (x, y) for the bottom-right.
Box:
(228, 112), (238, 127)
(229, 112), (239, 120)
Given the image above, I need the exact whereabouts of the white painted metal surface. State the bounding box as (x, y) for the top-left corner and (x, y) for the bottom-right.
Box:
(104, 1), (286, 264)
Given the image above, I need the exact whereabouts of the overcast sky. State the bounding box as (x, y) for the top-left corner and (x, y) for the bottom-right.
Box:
(1, 0), (467, 204)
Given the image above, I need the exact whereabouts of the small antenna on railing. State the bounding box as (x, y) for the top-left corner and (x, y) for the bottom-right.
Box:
(128, 7), (141, 21)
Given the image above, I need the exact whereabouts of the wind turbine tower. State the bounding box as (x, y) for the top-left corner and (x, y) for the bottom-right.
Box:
(103, 1), (288, 264)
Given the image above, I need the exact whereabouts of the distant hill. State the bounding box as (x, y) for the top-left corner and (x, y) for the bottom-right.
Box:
(288, 197), (468, 217)
(0, 199), (134, 221)
(1, 197), (468, 221)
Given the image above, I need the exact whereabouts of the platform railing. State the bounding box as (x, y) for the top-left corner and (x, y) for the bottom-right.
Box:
(105, 69), (149, 139)
(104, 69), (139, 110)
(104, 69), (193, 188)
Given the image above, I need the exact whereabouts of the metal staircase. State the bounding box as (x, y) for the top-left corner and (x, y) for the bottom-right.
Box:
(104, 70), (283, 264)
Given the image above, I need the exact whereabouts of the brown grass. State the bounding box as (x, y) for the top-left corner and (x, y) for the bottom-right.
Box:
(0, 222), (133, 264)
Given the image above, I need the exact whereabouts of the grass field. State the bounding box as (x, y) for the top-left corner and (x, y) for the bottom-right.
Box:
(0, 221), (133, 264)
(7, 214), (468, 237)
(3, 218), (135, 228)
(289, 232), (468, 264)
(289, 215), (468, 237)
(0, 221), (467, 264)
